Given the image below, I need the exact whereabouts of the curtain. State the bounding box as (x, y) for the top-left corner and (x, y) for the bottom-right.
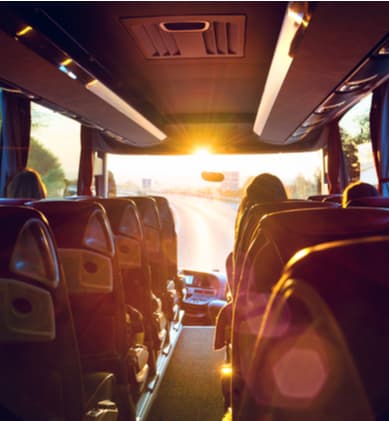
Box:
(327, 119), (347, 194)
(0, 91), (31, 196)
(77, 125), (94, 195)
(370, 80), (389, 196)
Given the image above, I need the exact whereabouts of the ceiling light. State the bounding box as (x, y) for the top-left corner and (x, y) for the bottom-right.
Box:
(85, 80), (167, 141)
(337, 74), (378, 93)
(315, 100), (346, 114)
(253, 2), (308, 136)
(378, 45), (389, 55)
(376, 38), (389, 55)
(60, 58), (73, 67)
(16, 25), (33, 38)
(58, 64), (77, 80)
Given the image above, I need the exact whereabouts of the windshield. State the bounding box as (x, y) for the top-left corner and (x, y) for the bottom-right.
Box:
(108, 150), (323, 271)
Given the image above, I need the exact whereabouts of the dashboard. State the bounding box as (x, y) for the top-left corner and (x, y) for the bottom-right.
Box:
(182, 270), (225, 296)
(180, 270), (227, 322)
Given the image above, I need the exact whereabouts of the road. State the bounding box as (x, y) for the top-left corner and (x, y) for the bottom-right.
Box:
(166, 194), (238, 272)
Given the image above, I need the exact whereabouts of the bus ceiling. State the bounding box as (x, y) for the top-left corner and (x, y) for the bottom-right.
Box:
(0, 2), (388, 155)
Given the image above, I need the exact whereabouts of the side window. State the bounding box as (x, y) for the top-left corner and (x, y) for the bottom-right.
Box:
(339, 94), (378, 186)
(29, 102), (80, 197)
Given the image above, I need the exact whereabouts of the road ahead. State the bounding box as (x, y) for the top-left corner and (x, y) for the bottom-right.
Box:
(166, 194), (238, 272)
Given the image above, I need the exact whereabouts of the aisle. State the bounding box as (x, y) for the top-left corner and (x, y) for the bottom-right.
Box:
(146, 326), (225, 421)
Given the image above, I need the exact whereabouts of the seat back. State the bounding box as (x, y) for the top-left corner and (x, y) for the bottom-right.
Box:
(240, 236), (389, 420)
(323, 194), (343, 204)
(233, 200), (336, 295)
(242, 207), (389, 298)
(0, 205), (85, 420)
(346, 196), (389, 208)
(151, 196), (178, 281)
(89, 198), (147, 306)
(0, 198), (33, 205)
(91, 198), (158, 351)
(307, 194), (342, 202)
(31, 200), (128, 364)
(127, 197), (165, 293)
(232, 206), (389, 413)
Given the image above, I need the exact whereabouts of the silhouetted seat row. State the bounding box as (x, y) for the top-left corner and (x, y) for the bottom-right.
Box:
(0, 193), (179, 420)
(230, 201), (389, 419)
(216, 199), (338, 408)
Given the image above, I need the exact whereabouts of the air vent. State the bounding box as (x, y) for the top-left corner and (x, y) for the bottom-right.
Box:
(160, 21), (210, 32)
(122, 15), (245, 59)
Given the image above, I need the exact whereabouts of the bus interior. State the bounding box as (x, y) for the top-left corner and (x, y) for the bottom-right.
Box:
(1, 2), (389, 421)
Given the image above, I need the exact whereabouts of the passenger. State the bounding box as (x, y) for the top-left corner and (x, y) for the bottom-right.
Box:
(108, 170), (117, 197)
(235, 173), (287, 240)
(6, 168), (47, 199)
(342, 181), (379, 208)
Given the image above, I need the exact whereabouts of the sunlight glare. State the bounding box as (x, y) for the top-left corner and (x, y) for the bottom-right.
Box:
(193, 147), (212, 158)
(192, 147), (215, 171)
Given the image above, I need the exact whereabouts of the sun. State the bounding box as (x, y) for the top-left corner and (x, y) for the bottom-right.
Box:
(193, 147), (212, 158)
(192, 147), (215, 171)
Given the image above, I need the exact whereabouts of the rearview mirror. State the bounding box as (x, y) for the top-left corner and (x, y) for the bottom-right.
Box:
(201, 171), (224, 182)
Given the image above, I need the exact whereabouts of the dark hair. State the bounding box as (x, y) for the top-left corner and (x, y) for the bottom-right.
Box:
(6, 168), (47, 199)
(235, 173), (287, 238)
(342, 181), (379, 207)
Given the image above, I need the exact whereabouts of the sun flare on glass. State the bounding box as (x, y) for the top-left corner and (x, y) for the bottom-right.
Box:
(193, 147), (212, 158)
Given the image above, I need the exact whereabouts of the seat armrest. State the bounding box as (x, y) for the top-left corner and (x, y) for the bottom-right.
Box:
(84, 372), (115, 411)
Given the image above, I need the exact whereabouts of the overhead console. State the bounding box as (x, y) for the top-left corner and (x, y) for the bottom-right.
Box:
(285, 34), (389, 145)
(259, 3), (389, 146)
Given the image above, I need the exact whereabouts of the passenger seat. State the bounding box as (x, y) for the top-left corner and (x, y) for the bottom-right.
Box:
(31, 200), (135, 418)
(0, 205), (118, 420)
(232, 206), (389, 415)
(239, 235), (389, 420)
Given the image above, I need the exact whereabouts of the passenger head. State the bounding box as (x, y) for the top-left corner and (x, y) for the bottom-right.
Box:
(239, 173), (287, 214)
(342, 181), (379, 207)
(235, 173), (287, 237)
(6, 168), (47, 199)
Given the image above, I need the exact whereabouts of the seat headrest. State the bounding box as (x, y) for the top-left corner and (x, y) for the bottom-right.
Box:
(0, 205), (48, 250)
(0, 205), (60, 287)
(125, 196), (160, 229)
(323, 195), (342, 204)
(246, 199), (337, 226)
(307, 194), (342, 202)
(261, 207), (389, 263)
(31, 200), (114, 256)
(346, 196), (389, 208)
(92, 198), (142, 239)
(237, 200), (336, 250)
(0, 198), (33, 205)
(151, 196), (175, 232)
(282, 236), (389, 416)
